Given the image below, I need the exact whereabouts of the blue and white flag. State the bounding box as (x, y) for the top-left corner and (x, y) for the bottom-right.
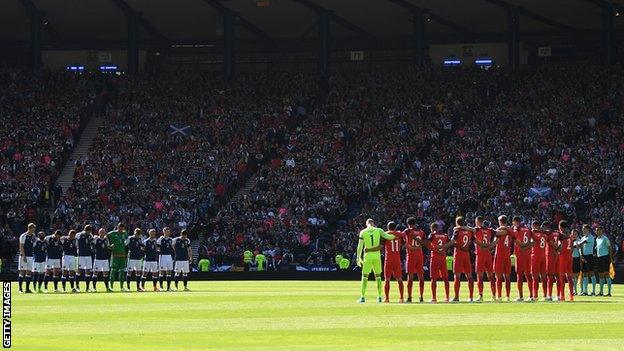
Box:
(169, 124), (191, 137)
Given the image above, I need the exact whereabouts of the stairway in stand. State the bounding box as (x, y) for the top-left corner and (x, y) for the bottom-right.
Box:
(55, 115), (105, 194)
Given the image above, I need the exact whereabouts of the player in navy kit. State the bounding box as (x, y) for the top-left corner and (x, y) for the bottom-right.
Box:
(32, 232), (48, 293)
(61, 230), (78, 292)
(75, 225), (95, 292)
(92, 229), (113, 292)
(157, 227), (175, 291)
(172, 229), (192, 291)
(18, 223), (37, 293)
(125, 228), (145, 291)
(142, 229), (160, 291)
(44, 230), (63, 292)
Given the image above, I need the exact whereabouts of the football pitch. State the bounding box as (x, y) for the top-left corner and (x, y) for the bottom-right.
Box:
(10, 281), (624, 350)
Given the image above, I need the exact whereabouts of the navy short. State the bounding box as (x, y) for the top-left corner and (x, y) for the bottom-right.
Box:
(595, 256), (610, 273)
(581, 255), (594, 272)
(572, 257), (581, 273)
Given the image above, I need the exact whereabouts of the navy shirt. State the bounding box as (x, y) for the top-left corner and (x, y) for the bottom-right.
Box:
(62, 236), (78, 256)
(94, 237), (111, 260)
(126, 236), (144, 260)
(144, 238), (158, 262)
(33, 240), (47, 263)
(172, 237), (191, 261)
(76, 231), (93, 257)
(19, 232), (35, 257)
(45, 236), (63, 259)
(157, 236), (174, 256)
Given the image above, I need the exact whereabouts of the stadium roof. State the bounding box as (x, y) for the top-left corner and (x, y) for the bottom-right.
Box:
(1, 0), (623, 48)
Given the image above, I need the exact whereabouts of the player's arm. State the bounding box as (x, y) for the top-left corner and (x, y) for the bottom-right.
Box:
(454, 226), (476, 233)
(19, 235), (26, 262)
(381, 231), (396, 241)
(494, 227), (508, 237)
(473, 237), (488, 249)
(356, 234), (364, 267)
(188, 245), (193, 262)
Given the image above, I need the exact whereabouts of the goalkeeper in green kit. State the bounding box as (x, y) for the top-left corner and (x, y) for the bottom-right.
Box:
(356, 218), (396, 303)
(108, 222), (129, 291)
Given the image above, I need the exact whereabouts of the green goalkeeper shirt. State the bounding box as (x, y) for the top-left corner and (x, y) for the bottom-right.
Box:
(108, 230), (129, 257)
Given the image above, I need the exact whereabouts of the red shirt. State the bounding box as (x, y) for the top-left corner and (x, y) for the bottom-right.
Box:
(512, 226), (532, 256)
(546, 231), (560, 257)
(494, 227), (511, 258)
(530, 230), (548, 258)
(384, 230), (404, 262)
(474, 228), (493, 256)
(452, 229), (472, 256)
(403, 228), (425, 257)
(559, 233), (574, 259)
(428, 232), (449, 259)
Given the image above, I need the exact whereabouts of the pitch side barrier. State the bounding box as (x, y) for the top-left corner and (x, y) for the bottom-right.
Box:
(1, 271), (621, 283)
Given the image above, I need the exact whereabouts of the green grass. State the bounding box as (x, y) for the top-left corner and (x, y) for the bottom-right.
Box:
(10, 281), (624, 350)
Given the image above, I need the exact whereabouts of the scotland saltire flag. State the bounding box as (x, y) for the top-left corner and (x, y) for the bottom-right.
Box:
(169, 124), (191, 137)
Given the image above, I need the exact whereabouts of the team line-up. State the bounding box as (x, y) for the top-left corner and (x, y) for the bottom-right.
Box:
(356, 215), (614, 303)
(17, 222), (192, 293)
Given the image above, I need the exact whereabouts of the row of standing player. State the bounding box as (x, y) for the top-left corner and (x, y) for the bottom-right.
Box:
(357, 215), (613, 303)
(17, 222), (193, 293)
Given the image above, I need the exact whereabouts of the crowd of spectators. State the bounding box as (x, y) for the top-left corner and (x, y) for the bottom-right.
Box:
(3, 65), (623, 271)
(0, 69), (106, 270)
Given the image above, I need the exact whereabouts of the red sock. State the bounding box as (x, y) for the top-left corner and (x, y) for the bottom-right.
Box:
(418, 275), (425, 298)
(567, 276), (574, 298)
(526, 275), (533, 298)
(477, 275), (484, 295)
(505, 278), (511, 298)
(517, 275), (524, 298)
(384, 280), (390, 300)
(407, 277), (413, 298)
(496, 276), (502, 298)
(468, 277), (474, 299)
(489, 273), (496, 297)
(556, 276), (562, 298)
(431, 280), (437, 300)
(453, 277), (460, 300)
(547, 276), (553, 297)
(443, 279), (450, 300)
(398, 280), (404, 300)
(542, 279), (547, 297)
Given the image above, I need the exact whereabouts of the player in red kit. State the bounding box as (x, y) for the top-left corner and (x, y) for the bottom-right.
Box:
(403, 217), (426, 303)
(492, 215), (512, 302)
(450, 216), (474, 302)
(427, 222), (453, 303)
(383, 221), (405, 303)
(511, 216), (534, 301)
(544, 222), (560, 301)
(529, 221), (548, 301)
(473, 217), (496, 302)
(557, 220), (575, 301)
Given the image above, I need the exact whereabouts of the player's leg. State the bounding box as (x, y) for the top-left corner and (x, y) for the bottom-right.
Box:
(504, 260), (511, 300)
(117, 259), (128, 291)
(43, 268), (51, 291)
(359, 258), (373, 302)
(181, 261), (190, 290)
(91, 268), (99, 291)
(167, 269), (173, 291)
(406, 273), (414, 302)
(429, 259), (438, 302)
(174, 262), (181, 290)
(373, 259), (383, 302)
(125, 260), (133, 290)
(452, 272), (461, 302)
(18, 268), (24, 293)
(52, 267), (60, 292)
(476, 271), (484, 300)
(417, 272), (425, 302)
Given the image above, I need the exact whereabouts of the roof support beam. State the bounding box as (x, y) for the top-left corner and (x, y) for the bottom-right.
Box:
(581, 0), (624, 14)
(385, 0), (477, 36)
(291, 0), (372, 37)
(482, 0), (577, 31)
(110, 0), (168, 42)
(18, 0), (61, 44)
(200, 0), (270, 39)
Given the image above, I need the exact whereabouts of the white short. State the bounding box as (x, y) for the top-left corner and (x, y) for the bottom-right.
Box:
(33, 261), (46, 273)
(174, 260), (190, 274)
(78, 256), (93, 270)
(159, 255), (173, 271)
(142, 261), (158, 273)
(62, 256), (77, 271)
(18, 256), (34, 272)
(127, 259), (142, 272)
(93, 259), (109, 272)
(46, 258), (61, 269)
